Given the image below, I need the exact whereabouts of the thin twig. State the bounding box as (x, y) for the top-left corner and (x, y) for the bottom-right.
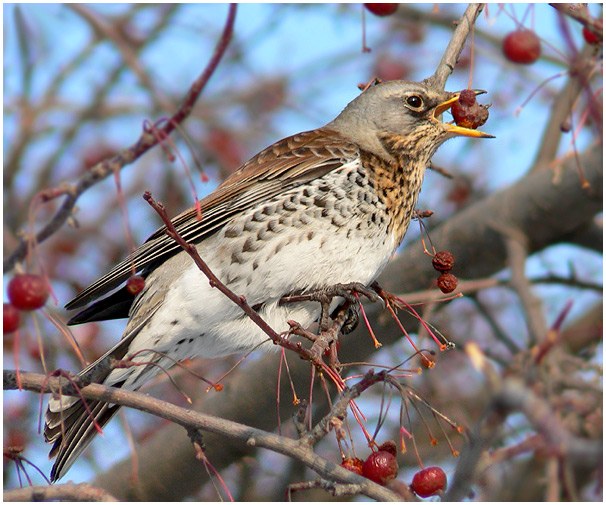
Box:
(4, 4), (237, 272)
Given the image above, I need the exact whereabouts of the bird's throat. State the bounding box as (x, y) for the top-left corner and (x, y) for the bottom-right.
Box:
(361, 147), (427, 246)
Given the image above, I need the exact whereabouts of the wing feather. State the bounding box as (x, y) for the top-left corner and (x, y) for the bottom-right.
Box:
(65, 128), (358, 311)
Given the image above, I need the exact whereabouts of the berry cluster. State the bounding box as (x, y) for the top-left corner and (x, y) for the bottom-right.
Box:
(341, 440), (399, 485)
(451, 89), (490, 130)
(4, 274), (50, 334)
(432, 250), (458, 294)
(340, 442), (448, 497)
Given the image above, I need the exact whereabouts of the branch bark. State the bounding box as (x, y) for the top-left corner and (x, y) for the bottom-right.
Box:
(428, 3), (484, 89)
(4, 370), (402, 502)
(4, 483), (118, 502)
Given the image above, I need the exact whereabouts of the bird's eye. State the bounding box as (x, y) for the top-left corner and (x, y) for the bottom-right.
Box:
(406, 95), (423, 109)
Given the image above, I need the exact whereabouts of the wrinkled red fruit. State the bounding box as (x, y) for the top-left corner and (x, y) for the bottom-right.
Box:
(432, 250), (455, 273)
(451, 90), (489, 129)
(341, 457), (364, 476)
(3, 303), (21, 333)
(411, 466), (447, 497)
(502, 29), (541, 64)
(364, 3), (398, 17)
(362, 450), (398, 485)
(126, 275), (145, 296)
(583, 26), (601, 45)
(8, 274), (49, 311)
(437, 272), (458, 294)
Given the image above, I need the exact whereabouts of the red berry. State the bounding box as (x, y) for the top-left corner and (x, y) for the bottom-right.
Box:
(432, 250), (455, 273)
(3, 303), (21, 333)
(8, 274), (49, 311)
(451, 91), (490, 129)
(502, 29), (541, 64)
(126, 275), (145, 296)
(411, 466), (447, 497)
(362, 450), (398, 485)
(583, 26), (601, 45)
(341, 457), (364, 476)
(364, 4), (398, 17)
(437, 272), (458, 294)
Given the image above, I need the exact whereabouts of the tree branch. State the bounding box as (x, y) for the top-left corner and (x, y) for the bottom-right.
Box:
(4, 370), (402, 502)
(4, 483), (118, 502)
(427, 4), (485, 89)
(3, 4), (237, 272)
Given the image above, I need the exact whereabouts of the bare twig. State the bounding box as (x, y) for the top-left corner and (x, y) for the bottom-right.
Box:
(549, 3), (603, 37)
(68, 4), (174, 113)
(531, 44), (600, 171)
(4, 4), (237, 272)
(445, 354), (602, 501)
(428, 4), (485, 90)
(501, 229), (547, 345)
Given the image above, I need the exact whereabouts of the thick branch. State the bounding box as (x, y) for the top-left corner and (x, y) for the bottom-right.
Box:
(375, 145), (602, 303)
(4, 370), (401, 502)
(4, 483), (118, 502)
(427, 4), (485, 89)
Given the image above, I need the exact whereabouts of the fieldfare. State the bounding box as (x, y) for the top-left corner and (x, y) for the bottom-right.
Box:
(45, 79), (492, 481)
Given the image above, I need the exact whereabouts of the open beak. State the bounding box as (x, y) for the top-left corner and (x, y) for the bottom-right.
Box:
(434, 90), (494, 139)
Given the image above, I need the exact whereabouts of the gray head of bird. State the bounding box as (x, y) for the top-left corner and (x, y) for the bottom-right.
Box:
(327, 79), (493, 163)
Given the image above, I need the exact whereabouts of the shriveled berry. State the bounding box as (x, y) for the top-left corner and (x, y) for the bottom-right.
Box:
(3, 303), (21, 333)
(432, 250), (455, 273)
(457, 89), (477, 107)
(8, 274), (49, 311)
(364, 3), (398, 17)
(437, 272), (458, 294)
(362, 450), (398, 485)
(451, 91), (490, 129)
(126, 275), (145, 296)
(502, 29), (541, 64)
(411, 466), (447, 497)
(341, 456), (364, 476)
(583, 26), (601, 45)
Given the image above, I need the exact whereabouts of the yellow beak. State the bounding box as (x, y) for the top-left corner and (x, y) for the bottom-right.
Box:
(434, 90), (494, 139)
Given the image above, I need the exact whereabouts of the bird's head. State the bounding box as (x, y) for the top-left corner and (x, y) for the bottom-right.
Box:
(328, 80), (493, 163)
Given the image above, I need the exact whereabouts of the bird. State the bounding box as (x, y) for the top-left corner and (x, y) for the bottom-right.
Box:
(44, 79), (492, 481)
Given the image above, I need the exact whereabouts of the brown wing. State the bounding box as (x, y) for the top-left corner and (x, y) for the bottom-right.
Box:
(65, 128), (358, 311)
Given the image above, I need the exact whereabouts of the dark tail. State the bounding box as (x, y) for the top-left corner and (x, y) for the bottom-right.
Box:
(46, 299), (162, 481)
(45, 396), (121, 482)
(43, 329), (135, 482)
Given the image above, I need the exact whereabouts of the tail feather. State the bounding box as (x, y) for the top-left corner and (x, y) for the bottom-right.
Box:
(44, 303), (160, 481)
(46, 400), (120, 482)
